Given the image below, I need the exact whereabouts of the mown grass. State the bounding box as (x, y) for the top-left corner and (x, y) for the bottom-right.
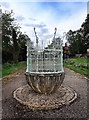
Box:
(64, 58), (89, 78)
(2, 61), (26, 77)
(2, 58), (89, 78)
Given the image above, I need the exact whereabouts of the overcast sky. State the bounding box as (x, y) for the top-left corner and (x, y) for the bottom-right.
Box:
(0, 1), (88, 47)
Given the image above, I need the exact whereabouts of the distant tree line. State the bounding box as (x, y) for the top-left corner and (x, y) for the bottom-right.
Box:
(66, 14), (89, 57)
(2, 10), (31, 64)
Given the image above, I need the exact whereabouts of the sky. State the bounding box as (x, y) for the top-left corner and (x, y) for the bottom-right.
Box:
(0, 0), (88, 47)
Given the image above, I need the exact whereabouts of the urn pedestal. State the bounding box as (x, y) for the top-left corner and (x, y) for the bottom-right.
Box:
(25, 72), (65, 94)
(13, 28), (77, 110)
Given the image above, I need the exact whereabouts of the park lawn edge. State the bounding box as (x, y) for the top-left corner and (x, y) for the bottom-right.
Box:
(2, 61), (26, 77)
(64, 63), (89, 78)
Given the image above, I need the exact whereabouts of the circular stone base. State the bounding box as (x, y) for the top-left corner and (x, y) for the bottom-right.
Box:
(13, 85), (77, 110)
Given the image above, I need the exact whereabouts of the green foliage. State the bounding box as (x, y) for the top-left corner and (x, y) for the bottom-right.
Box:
(2, 10), (18, 63)
(18, 33), (31, 61)
(2, 61), (26, 77)
(66, 14), (89, 56)
(64, 58), (89, 78)
(3, 62), (12, 69)
(2, 11), (14, 51)
(2, 10), (31, 63)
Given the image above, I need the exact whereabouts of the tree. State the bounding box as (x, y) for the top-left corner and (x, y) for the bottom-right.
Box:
(2, 10), (31, 63)
(66, 30), (78, 56)
(18, 33), (31, 61)
(81, 14), (89, 48)
(2, 10), (14, 63)
(2, 10), (33, 63)
(66, 14), (89, 56)
(12, 28), (19, 64)
(2, 10), (21, 63)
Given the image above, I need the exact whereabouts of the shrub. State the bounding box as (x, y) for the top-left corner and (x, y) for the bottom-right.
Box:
(3, 62), (12, 69)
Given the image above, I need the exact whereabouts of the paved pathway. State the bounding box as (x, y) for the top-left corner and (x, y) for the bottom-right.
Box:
(2, 68), (88, 119)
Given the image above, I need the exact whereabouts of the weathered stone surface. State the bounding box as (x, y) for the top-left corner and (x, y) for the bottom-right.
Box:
(25, 72), (65, 94)
(13, 84), (77, 110)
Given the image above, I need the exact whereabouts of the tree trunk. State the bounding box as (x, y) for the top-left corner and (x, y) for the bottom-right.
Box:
(12, 28), (19, 64)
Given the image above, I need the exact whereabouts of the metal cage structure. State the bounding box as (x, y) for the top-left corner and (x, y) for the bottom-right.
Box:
(26, 28), (64, 74)
(25, 28), (65, 94)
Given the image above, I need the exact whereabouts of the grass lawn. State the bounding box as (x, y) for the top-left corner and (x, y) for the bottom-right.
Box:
(2, 58), (89, 78)
(64, 58), (89, 78)
(2, 61), (26, 77)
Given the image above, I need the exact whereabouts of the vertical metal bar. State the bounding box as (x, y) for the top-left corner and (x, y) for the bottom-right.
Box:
(34, 27), (38, 48)
(60, 40), (63, 72)
(49, 51), (50, 72)
(34, 28), (39, 72)
(26, 40), (29, 72)
(42, 40), (43, 72)
(53, 28), (57, 48)
(29, 50), (31, 72)
(54, 51), (56, 72)
(36, 51), (38, 72)
(53, 28), (57, 72)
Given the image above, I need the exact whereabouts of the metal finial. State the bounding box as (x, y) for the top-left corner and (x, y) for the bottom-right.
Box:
(34, 27), (35, 31)
(53, 27), (57, 41)
(34, 27), (38, 45)
(42, 40), (44, 49)
(55, 27), (57, 31)
(54, 28), (57, 35)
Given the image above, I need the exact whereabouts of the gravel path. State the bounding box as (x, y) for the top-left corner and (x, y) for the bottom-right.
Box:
(2, 68), (88, 119)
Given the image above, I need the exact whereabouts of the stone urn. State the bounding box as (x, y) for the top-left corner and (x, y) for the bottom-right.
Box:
(25, 28), (65, 94)
(13, 28), (77, 110)
(25, 72), (65, 94)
